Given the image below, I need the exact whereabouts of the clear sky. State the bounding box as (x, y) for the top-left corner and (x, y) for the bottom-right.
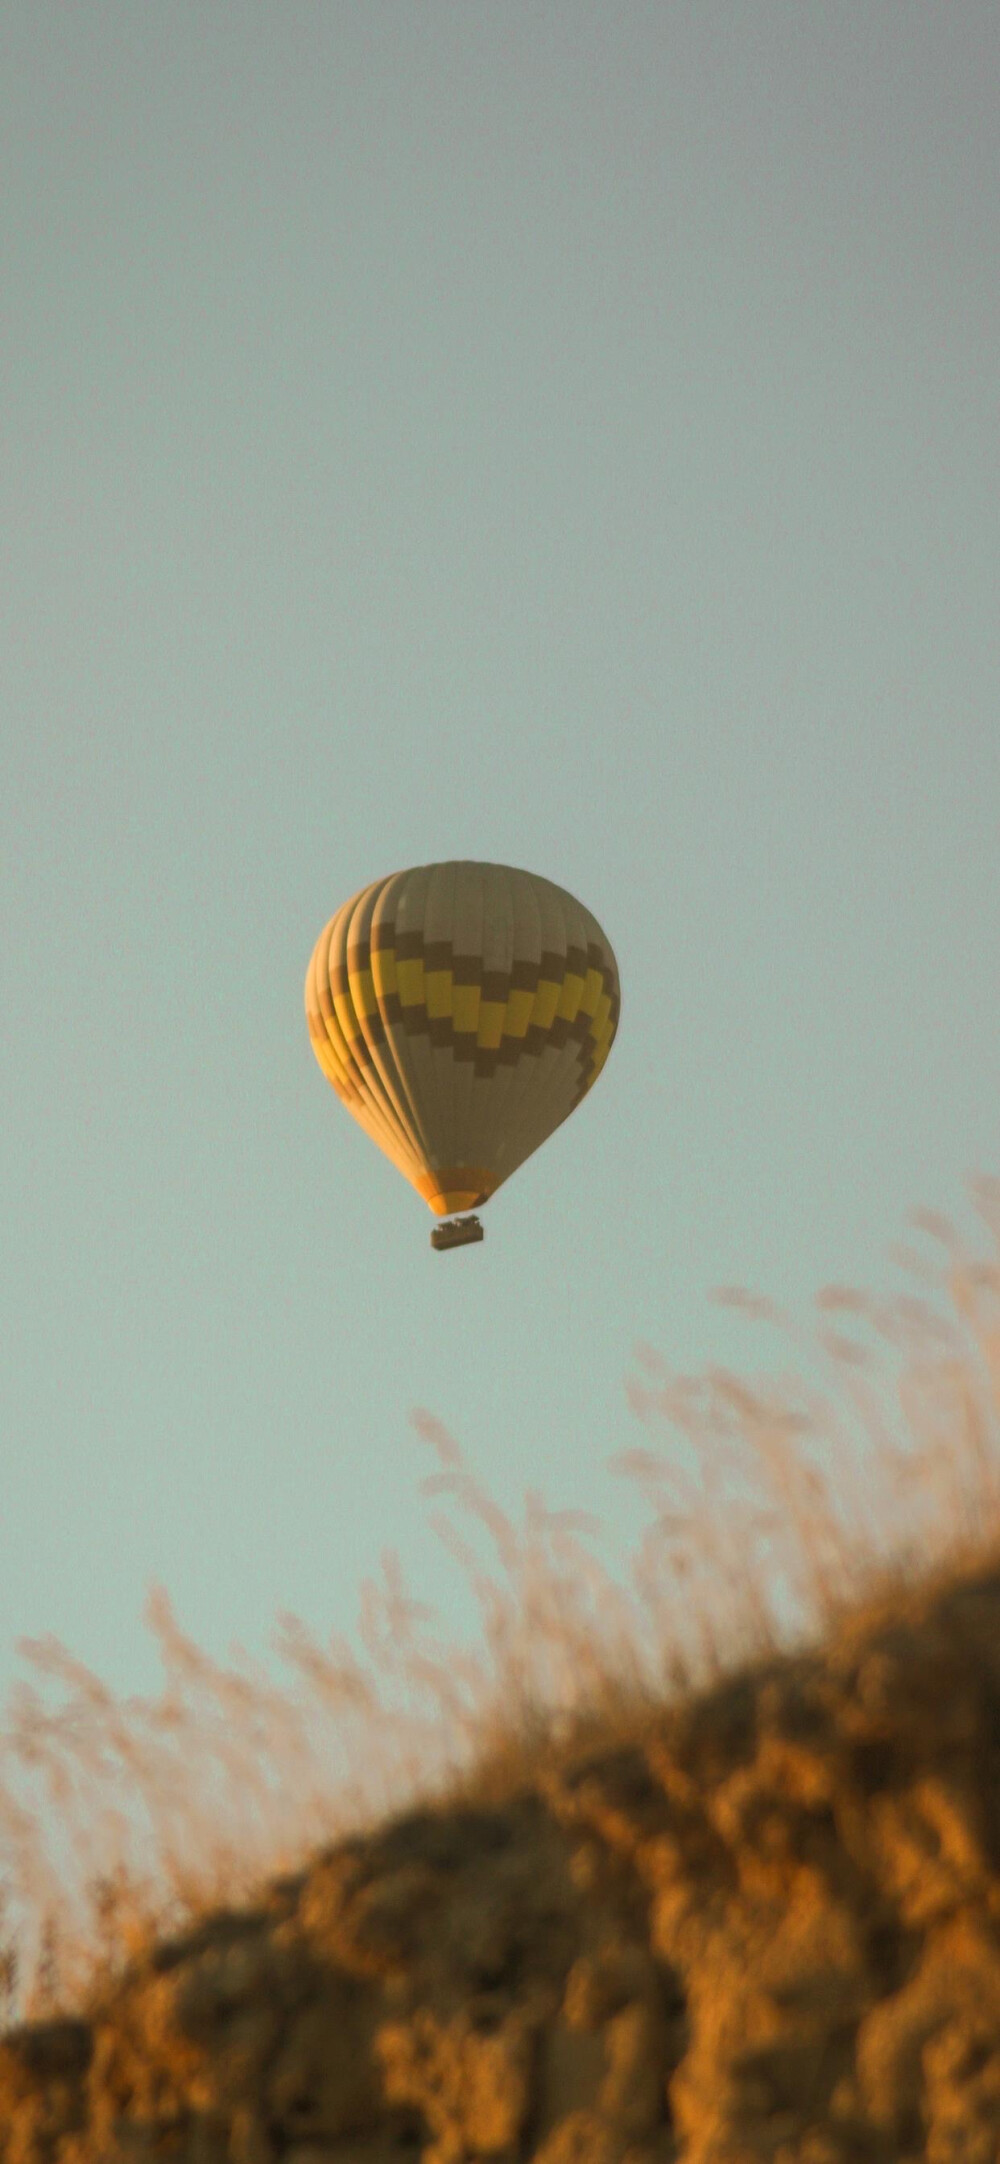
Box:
(2, 3), (998, 1742)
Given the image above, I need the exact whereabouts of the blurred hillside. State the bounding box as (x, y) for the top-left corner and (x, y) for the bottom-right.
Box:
(1, 1182), (999, 2162)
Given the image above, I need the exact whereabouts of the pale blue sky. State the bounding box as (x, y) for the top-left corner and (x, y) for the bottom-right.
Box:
(2, 3), (997, 1743)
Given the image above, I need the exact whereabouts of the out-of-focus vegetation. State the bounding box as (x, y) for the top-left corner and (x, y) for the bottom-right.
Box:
(1, 1181), (999, 2162)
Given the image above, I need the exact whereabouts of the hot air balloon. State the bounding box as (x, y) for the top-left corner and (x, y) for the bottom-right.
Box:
(305, 861), (620, 1249)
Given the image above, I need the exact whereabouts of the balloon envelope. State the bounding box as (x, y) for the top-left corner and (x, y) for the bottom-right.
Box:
(305, 861), (620, 1216)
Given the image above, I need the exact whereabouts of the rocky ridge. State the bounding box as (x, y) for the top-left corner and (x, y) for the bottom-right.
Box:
(3, 1556), (1000, 2163)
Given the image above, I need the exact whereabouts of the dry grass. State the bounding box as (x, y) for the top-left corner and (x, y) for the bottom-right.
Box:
(1, 1175), (998, 2033)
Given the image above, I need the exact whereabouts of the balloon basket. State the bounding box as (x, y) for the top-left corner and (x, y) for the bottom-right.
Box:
(431, 1214), (485, 1253)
